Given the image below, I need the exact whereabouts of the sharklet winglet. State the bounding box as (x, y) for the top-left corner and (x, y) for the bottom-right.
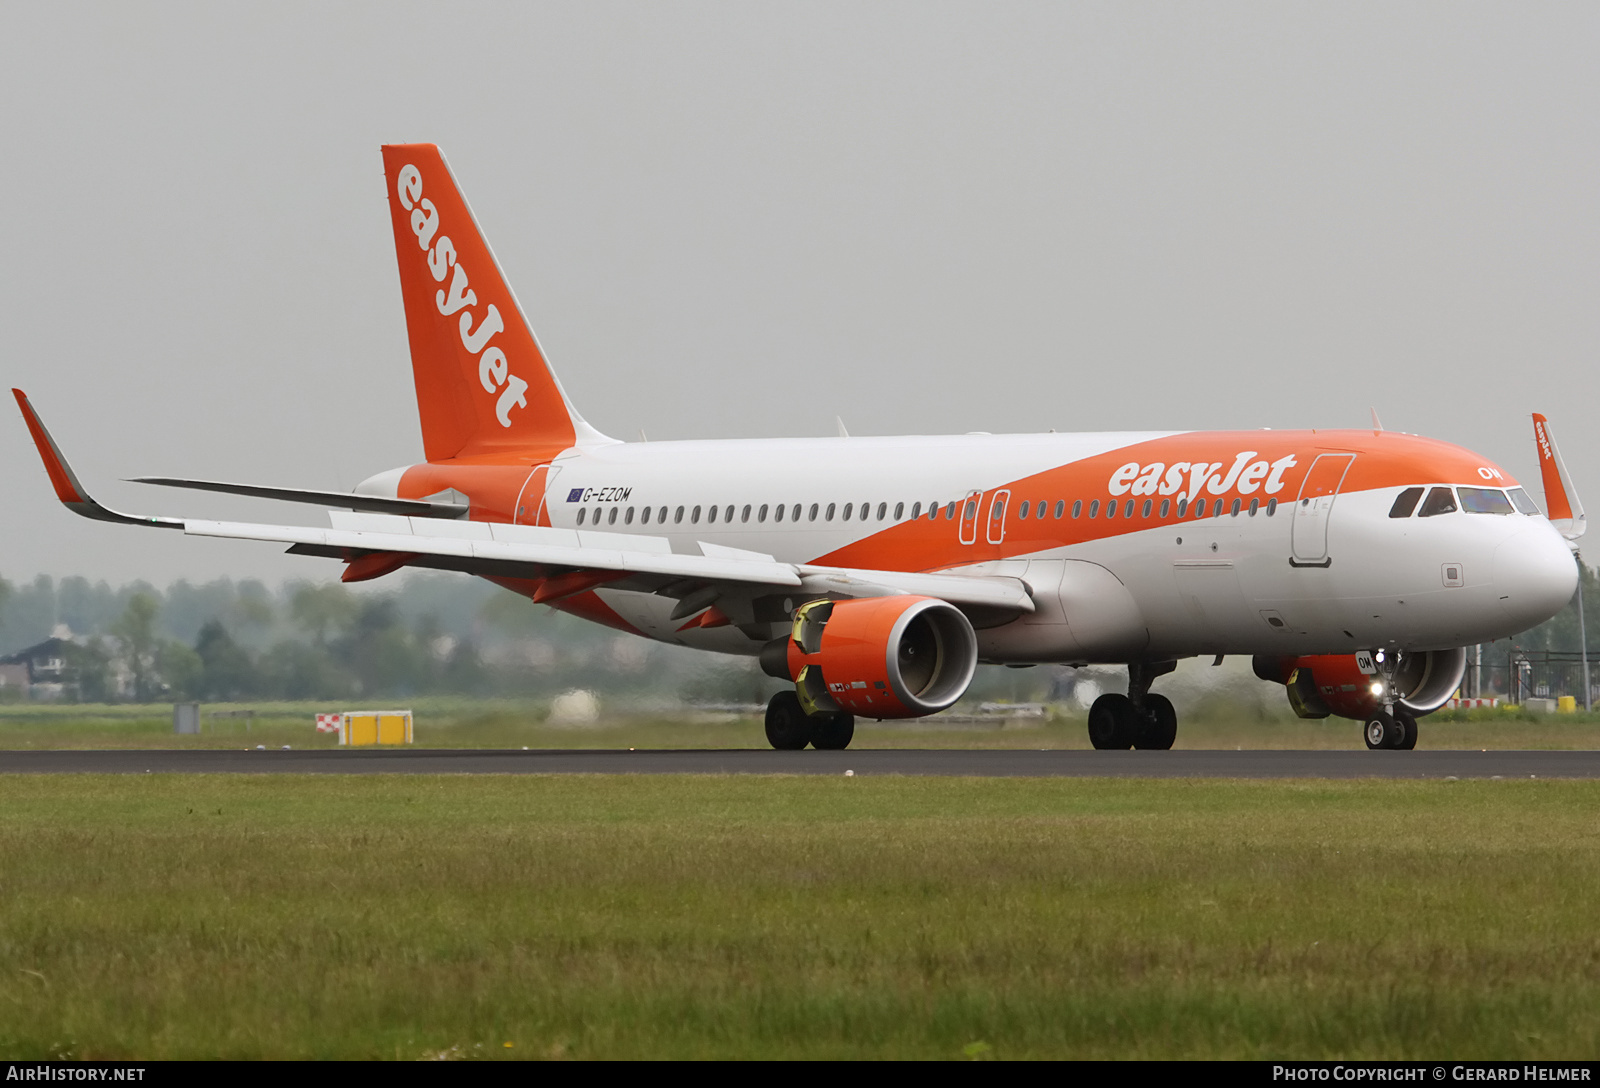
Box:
(12, 389), (183, 530)
(1532, 412), (1586, 543)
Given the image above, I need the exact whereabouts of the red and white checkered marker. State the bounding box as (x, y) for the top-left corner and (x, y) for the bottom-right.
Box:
(315, 713), (343, 733)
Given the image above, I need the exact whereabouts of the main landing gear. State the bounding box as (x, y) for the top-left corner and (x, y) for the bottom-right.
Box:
(1088, 660), (1178, 750)
(1363, 708), (1418, 750)
(764, 690), (856, 750)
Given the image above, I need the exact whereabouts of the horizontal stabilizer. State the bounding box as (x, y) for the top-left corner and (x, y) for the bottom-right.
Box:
(129, 477), (470, 519)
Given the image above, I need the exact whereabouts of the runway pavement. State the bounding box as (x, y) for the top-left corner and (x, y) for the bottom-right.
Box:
(3, 747), (1600, 777)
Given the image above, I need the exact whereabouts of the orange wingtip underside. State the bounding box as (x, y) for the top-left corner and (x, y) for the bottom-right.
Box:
(1532, 413), (1573, 522)
(11, 389), (85, 505)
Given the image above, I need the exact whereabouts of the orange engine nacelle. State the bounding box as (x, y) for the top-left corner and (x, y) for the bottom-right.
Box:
(762, 596), (979, 719)
(1252, 649), (1467, 721)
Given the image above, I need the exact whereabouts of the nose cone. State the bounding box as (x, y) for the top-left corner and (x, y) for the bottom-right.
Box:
(1493, 524), (1578, 631)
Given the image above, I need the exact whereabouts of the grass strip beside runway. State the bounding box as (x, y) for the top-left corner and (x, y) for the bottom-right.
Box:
(1, 774), (1597, 1059)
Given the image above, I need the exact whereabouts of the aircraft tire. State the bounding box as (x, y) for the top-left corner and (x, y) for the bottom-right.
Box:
(765, 691), (813, 750)
(811, 712), (855, 750)
(1135, 694), (1178, 750)
(1395, 712), (1418, 751)
(1363, 711), (1405, 750)
(1088, 693), (1138, 749)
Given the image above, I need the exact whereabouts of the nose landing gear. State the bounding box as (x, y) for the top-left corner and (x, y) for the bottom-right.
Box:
(1088, 660), (1179, 750)
(1362, 708), (1418, 750)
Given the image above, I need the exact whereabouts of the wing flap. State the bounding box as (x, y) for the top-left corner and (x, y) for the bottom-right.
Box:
(130, 476), (470, 519)
(181, 518), (805, 588)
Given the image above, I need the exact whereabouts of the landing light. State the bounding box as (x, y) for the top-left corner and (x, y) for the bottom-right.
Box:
(1369, 682), (1385, 697)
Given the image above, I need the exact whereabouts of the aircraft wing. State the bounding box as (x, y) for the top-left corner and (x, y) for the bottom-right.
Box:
(13, 389), (1033, 622)
(128, 476), (471, 519)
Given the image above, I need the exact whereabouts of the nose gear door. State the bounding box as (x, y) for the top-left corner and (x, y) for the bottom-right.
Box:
(1290, 453), (1355, 566)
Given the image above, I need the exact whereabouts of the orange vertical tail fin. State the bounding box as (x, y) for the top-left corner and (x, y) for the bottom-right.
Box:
(380, 144), (608, 462)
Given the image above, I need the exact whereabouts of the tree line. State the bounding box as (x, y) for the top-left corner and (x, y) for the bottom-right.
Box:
(0, 558), (1592, 705)
(0, 573), (720, 703)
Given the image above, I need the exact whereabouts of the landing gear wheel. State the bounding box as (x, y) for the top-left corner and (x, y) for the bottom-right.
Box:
(810, 712), (855, 750)
(1395, 712), (1418, 751)
(1088, 693), (1139, 750)
(764, 691), (812, 750)
(1135, 694), (1178, 750)
(1363, 711), (1406, 750)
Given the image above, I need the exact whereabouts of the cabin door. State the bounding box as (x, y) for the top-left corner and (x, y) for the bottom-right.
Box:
(1290, 454), (1355, 566)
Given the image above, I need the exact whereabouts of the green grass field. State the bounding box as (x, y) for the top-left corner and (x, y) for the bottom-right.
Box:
(2, 774), (1598, 1059)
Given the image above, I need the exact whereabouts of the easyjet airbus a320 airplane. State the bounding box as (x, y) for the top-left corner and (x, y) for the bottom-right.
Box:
(14, 144), (1588, 751)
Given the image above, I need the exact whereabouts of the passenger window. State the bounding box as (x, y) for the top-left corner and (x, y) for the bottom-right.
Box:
(640, 507), (651, 525)
(1107, 500), (1117, 520)
(842, 503), (853, 520)
(707, 505), (717, 524)
(1177, 498), (1188, 517)
(608, 507), (619, 525)
(965, 499), (977, 520)
(725, 505), (734, 523)
(1124, 499), (1135, 518)
(658, 507), (668, 524)
(1417, 487), (1458, 517)
(826, 503), (836, 521)
(911, 502), (922, 519)
(794, 504), (803, 522)
(692, 505), (702, 524)
(1193, 498), (1207, 517)
(1072, 500), (1082, 518)
(1230, 498), (1241, 517)
(809, 503), (818, 521)
(894, 502), (904, 520)
(774, 504), (784, 523)
(1458, 487), (1516, 515)
(674, 506), (685, 524)
(1055, 500), (1066, 519)
(1266, 498), (1277, 516)
(946, 501), (958, 519)
(1018, 501), (1029, 520)
(1508, 487), (1541, 515)
(1141, 499), (1152, 518)
(576, 508), (587, 526)
(876, 503), (887, 520)
(1159, 499), (1170, 518)
(1248, 498), (1259, 516)
(742, 505), (751, 523)
(624, 507), (634, 525)
(1388, 487), (1424, 518)
(1088, 500), (1100, 517)
(758, 504), (768, 522)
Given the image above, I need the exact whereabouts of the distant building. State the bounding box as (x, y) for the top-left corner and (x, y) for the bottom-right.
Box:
(0, 637), (75, 701)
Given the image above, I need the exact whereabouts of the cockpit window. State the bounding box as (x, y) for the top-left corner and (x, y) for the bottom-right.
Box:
(1389, 487), (1424, 518)
(1417, 487), (1458, 518)
(1507, 487), (1542, 516)
(1458, 487), (1516, 515)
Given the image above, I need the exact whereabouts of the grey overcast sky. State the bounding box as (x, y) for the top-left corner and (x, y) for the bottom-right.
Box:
(1, 2), (1596, 586)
